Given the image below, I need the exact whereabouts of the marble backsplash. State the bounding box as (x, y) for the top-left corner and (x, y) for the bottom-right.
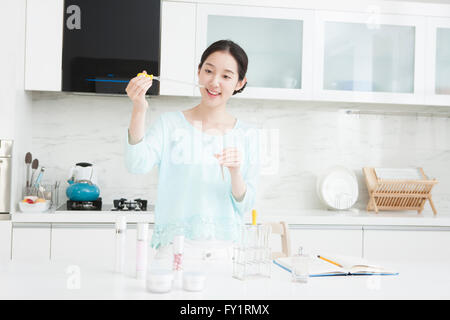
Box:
(30, 91), (450, 215)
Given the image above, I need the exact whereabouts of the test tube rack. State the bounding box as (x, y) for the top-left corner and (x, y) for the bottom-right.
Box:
(232, 223), (272, 280)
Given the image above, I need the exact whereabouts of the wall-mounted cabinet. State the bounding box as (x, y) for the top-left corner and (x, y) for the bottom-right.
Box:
(24, 0), (63, 91)
(25, 0), (161, 95)
(159, 1), (197, 96)
(24, 0), (450, 106)
(195, 4), (314, 101)
(425, 17), (450, 106)
(313, 11), (425, 105)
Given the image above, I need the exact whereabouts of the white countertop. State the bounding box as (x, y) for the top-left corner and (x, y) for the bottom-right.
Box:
(9, 208), (450, 227)
(1, 258), (449, 299)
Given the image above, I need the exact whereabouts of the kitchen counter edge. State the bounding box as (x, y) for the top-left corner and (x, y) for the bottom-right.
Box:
(6, 209), (450, 227)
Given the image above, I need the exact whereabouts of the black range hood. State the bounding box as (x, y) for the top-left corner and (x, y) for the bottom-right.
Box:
(62, 0), (161, 95)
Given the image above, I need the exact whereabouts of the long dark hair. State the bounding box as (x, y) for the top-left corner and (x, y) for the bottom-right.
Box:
(198, 40), (248, 95)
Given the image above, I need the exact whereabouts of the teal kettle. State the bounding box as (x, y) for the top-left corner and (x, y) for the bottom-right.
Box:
(66, 162), (100, 201)
(66, 179), (100, 201)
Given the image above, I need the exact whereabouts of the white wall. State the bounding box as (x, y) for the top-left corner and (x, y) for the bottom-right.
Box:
(30, 92), (450, 215)
(0, 0), (33, 213)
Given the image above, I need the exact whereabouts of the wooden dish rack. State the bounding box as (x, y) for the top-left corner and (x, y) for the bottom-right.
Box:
(362, 167), (438, 215)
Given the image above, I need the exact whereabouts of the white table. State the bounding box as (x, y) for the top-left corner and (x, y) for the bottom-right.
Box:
(1, 258), (449, 300)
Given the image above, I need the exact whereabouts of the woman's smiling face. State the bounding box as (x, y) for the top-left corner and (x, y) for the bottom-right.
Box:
(198, 50), (246, 107)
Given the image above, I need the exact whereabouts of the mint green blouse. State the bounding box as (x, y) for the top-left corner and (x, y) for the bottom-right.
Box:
(125, 111), (259, 248)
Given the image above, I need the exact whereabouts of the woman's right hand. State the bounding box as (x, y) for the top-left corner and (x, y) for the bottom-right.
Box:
(126, 70), (153, 109)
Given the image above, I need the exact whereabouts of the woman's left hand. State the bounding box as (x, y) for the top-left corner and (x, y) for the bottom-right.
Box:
(214, 147), (242, 175)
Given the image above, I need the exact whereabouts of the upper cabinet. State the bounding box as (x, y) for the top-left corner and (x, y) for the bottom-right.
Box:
(425, 17), (450, 106)
(313, 11), (425, 105)
(24, 0), (450, 106)
(195, 4), (314, 100)
(160, 1), (197, 96)
(25, 0), (63, 91)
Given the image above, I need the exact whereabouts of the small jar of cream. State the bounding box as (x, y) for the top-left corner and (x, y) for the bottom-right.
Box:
(182, 271), (206, 292)
(146, 270), (173, 293)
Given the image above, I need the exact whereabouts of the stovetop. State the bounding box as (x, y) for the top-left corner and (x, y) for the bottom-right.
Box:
(57, 198), (154, 212)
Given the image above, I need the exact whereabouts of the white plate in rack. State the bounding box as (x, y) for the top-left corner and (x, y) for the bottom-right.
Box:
(317, 166), (359, 210)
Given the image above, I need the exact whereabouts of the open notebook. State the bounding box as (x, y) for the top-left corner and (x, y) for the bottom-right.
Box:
(274, 253), (398, 277)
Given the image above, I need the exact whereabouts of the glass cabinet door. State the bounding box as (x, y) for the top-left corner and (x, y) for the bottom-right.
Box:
(196, 4), (313, 100)
(315, 11), (425, 105)
(323, 22), (415, 93)
(425, 18), (450, 106)
(207, 15), (303, 90)
(435, 28), (450, 95)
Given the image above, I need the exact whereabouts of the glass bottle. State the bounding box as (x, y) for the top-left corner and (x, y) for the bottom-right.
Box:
(291, 246), (309, 283)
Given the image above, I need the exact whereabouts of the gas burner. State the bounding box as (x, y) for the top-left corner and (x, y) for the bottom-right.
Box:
(112, 198), (148, 211)
(67, 198), (102, 211)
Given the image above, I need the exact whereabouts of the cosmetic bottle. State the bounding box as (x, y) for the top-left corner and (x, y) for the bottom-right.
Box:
(291, 246), (310, 283)
(136, 223), (149, 279)
(172, 235), (184, 289)
(115, 215), (127, 273)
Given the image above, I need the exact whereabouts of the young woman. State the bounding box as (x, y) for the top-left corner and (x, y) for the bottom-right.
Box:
(125, 40), (259, 252)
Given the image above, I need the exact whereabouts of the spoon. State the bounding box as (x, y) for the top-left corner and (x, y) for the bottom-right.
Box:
(25, 152), (32, 188)
(30, 159), (39, 188)
(137, 73), (205, 88)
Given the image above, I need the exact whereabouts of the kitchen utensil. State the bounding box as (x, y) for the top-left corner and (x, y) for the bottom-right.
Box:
(137, 73), (205, 88)
(66, 180), (100, 202)
(34, 167), (45, 188)
(25, 152), (32, 188)
(30, 159), (39, 187)
(363, 167), (438, 215)
(66, 162), (100, 202)
(68, 162), (98, 185)
(316, 166), (359, 210)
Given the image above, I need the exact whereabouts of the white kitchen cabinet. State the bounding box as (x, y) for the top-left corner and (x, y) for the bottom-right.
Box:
(287, 225), (363, 258)
(425, 17), (450, 106)
(314, 10), (426, 105)
(11, 223), (51, 260)
(363, 227), (450, 262)
(50, 223), (153, 273)
(160, 1), (197, 96)
(24, 0), (63, 91)
(195, 3), (314, 101)
(0, 221), (12, 262)
(51, 224), (116, 264)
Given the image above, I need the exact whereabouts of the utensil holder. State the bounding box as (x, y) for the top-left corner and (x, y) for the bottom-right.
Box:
(232, 224), (272, 280)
